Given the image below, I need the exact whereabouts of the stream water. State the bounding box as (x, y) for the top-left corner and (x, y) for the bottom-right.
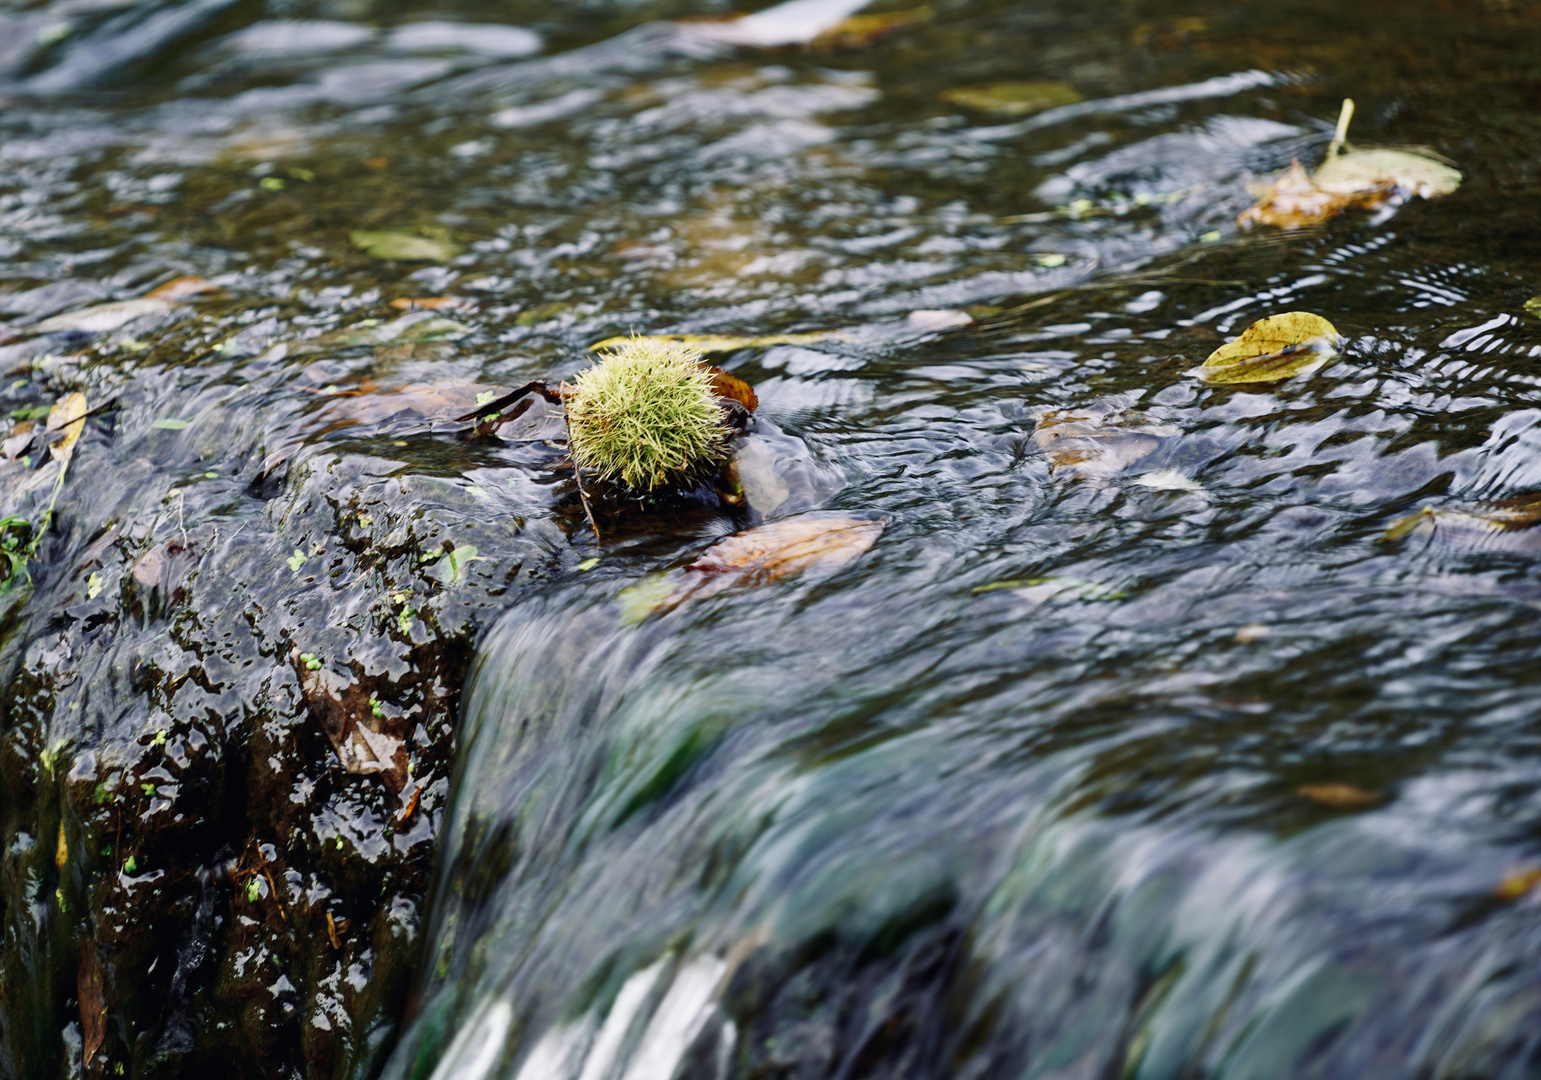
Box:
(3, 0), (1541, 1078)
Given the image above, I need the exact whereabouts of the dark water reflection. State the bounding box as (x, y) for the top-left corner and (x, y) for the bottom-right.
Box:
(4, 0), (1541, 1077)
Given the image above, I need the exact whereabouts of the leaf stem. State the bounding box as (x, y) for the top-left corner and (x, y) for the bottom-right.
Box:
(1327, 98), (1354, 161)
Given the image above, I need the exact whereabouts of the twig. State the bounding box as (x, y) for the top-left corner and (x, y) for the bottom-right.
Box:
(1327, 98), (1354, 161)
(563, 409), (600, 540)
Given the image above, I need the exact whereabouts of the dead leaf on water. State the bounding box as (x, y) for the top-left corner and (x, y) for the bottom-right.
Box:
(941, 81), (1083, 116)
(1298, 783), (1381, 807)
(811, 5), (933, 49)
(1032, 404), (1176, 477)
(1495, 866), (1541, 901)
(389, 296), (469, 311)
(144, 276), (220, 301)
(1239, 99), (1460, 230)
(1197, 312), (1342, 385)
(46, 392), (88, 464)
(350, 230), (463, 262)
(588, 330), (847, 354)
(32, 298), (174, 335)
(621, 514), (885, 621)
(1382, 494), (1541, 551)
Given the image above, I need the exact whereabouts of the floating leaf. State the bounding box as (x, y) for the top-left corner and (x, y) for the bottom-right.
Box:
(144, 276), (219, 301)
(811, 5), (933, 49)
(151, 418), (190, 430)
(1496, 867), (1541, 901)
(1381, 495), (1541, 551)
(625, 514), (884, 620)
(32, 298), (174, 335)
(1314, 148), (1460, 200)
(1198, 312), (1342, 384)
(350, 230), (463, 262)
(1032, 406), (1175, 477)
(588, 330), (847, 354)
(287, 549), (307, 572)
(429, 543), (485, 585)
(1239, 99), (1459, 230)
(942, 81), (1083, 116)
(1297, 783), (1380, 807)
(86, 571), (103, 599)
(389, 296), (468, 311)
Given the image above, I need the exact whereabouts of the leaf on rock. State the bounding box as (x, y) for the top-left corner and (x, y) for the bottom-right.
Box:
(350, 230), (463, 262)
(701, 363), (759, 412)
(811, 5), (933, 49)
(624, 514), (885, 620)
(46, 392), (88, 463)
(1298, 783), (1381, 807)
(588, 331), (847, 354)
(290, 647), (410, 792)
(941, 81), (1083, 116)
(1198, 312), (1342, 385)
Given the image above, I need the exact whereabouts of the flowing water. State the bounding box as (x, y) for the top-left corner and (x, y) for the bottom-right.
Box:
(3, 1), (1541, 1078)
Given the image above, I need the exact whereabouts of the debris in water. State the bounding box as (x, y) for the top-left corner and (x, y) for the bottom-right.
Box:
(1197, 312), (1342, 384)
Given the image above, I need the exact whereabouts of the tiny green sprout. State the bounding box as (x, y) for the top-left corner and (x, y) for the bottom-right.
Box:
(1036, 253), (1067, 268)
(123, 855), (137, 875)
(93, 783), (112, 805)
(100, 845), (111, 857)
(246, 877), (262, 903)
(398, 607), (417, 636)
(299, 653), (322, 671)
(419, 546), (444, 563)
(370, 697), (384, 718)
(358, 513), (374, 529)
(336, 837), (344, 851)
(577, 557), (600, 572)
(476, 390), (497, 407)
(565, 337), (729, 491)
(86, 571), (103, 599)
(154, 729), (167, 746)
(259, 176), (285, 191)
(1200, 230), (1223, 243)
(289, 167), (315, 182)
(141, 783), (156, 796)
(287, 549), (307, 572)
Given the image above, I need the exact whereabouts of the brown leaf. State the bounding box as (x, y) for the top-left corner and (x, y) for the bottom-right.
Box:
(622, 514), (885, 620)
(701, 363), (759, 412)
(79, 949), (106, 1062)
(130, 540), (199, 596)
(811, 5), (933, 49)
(144, 276), (220, 301)
(291, 648), (409, 792)
(389, 296), (468, 311)
(1496, 866), (1541, 901)
(2, 420), (35, 462)
(1238, 160), (1385, 230)
(1031, 406), (1175, 477)
(1298, 783), (1380, 807)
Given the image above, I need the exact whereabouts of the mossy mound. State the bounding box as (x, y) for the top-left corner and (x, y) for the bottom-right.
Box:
(565, 338), (730, 491)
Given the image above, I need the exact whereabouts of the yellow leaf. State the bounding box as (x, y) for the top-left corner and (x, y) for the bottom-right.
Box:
(587, 331), (847, 354)
(1198, 312), (1341, 385)
(46, 392), (88, 463)
(1314, 149), (1460, 200)
(941, 81), (1083, 116)
(811, 5), (933, 49)
(1496, 867), (1541, 901)
(350, 230), (463, 262)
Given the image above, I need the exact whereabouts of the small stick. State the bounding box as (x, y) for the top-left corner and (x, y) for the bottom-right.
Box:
(1326, 98), (1354, 161)
(563, 409), (601, 539)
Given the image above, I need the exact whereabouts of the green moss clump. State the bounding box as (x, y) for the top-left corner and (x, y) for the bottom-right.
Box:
(565, 338), (728, 492)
